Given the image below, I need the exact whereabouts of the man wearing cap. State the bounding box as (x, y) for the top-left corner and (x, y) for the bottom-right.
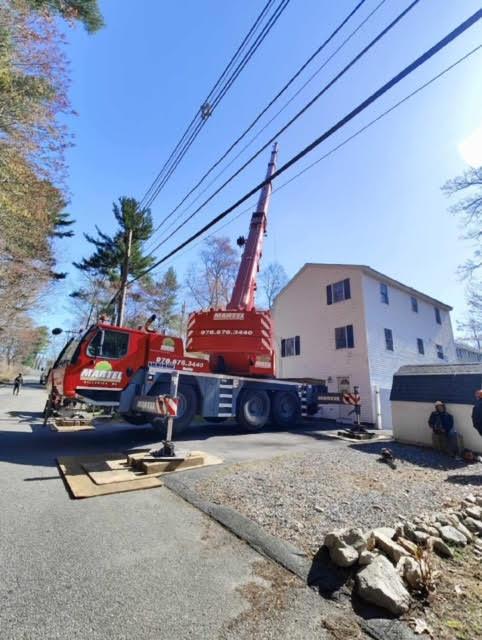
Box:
(472, 390), (482, 436)
(428, 401), (459, 456)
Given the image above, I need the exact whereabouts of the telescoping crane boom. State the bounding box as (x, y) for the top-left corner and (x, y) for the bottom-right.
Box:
(186, 144), (278, 376)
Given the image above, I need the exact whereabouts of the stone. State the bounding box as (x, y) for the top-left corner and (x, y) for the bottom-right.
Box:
(329, 542), (359, 567)
(371, 526), (396, 540)
(465, 505), (482, 520)
(429, 536), (453, 558)
(464, 494), (476, 504)
(439, 525), (467, 547)
(359, 550), (377, 566)
(464, 517), (482, 535)
(325, 528), (367, 553)
(394, 522), (405, 539)
(356, 555), (411, 616)
(397, 536), (418, 556)
(413, 522), (440, 537)
(343, 528), (368, 552)
(412, 531), (430, 545)
(403, 522), (417, 541)
(373, 532), (409, 564)
(399, 556), (423, 589)
(453, 521), (473, 541)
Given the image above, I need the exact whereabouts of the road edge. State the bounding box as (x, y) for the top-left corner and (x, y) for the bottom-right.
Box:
(163, 474), (418, 640)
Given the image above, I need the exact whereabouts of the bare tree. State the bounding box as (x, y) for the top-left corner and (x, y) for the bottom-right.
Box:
(456, 282), (482, 351)
(185, 237), (239, 308)
(259, 262), (288, 309)
(442, 166), (482, 277)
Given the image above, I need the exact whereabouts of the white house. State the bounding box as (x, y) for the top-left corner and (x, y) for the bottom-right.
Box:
(273, 263), (456, 428)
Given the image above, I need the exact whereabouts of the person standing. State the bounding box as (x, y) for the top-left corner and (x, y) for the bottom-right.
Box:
(472, 390), (482, 437)
(12, 373), (23, 396)
(428, 401), (460, 456)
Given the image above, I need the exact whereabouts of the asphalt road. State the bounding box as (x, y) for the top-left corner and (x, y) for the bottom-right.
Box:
(0, 381), (347, 640)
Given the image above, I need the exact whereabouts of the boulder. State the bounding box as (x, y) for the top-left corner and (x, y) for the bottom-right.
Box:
(399, 556), (423, 589)
(371, 526), (396, 540)
(373, 531), (409, 564)
(464, 517), (482, 535)
(439, 525), (467, 547)
(356, 555), (411, 615)
(329, 542), (359, 567)
(465, 505), (482, 520)
(453, 521), (473, 542)
(397, 537), (418, 556)
(359, 550), (377, 566)
(343, 528), (368, 552)
(412, 523), (440, 537)
(412, 531), (430, 545)
(429, 536), (453, 558)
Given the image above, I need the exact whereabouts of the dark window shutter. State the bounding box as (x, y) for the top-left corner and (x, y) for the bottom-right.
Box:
(295, 335), (300, 355)
(326, 285), (332, 305)
(281, 339), (286, 357)
(346, 324), (354, 348)
(344, 279), (351, 300)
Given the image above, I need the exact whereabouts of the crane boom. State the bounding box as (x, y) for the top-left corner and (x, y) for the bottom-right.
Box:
(227, 143), (278, 311)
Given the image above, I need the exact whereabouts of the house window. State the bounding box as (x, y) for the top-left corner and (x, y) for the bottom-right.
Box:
(417, 338), (424, 355)
(281, 336), (300, 357)
(380, 283), (389, 304)
(411, 297), (418, 313)
(435, 308), (441, 324)
(384, 328), (394, 351)
(326, 279), (351, 305)
(335, 325), (354, 349)
(436, 344), (444, 360)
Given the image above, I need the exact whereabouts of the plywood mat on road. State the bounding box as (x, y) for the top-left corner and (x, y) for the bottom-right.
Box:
(57, 453), (163, 499)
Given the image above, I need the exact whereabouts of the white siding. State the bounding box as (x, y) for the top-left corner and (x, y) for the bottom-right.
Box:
(363, 274), (456, 428)
(273, 264), (456, 429)
(273, 265), (373, 422)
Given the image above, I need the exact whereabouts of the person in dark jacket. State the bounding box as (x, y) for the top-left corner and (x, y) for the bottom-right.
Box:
(12, 373), (23, 396)
(472, 390), (482, 436)
(428, 401), (459, 456)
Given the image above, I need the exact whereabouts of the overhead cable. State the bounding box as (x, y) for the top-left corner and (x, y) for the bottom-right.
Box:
(140, 0), (290, 209)
(144, 0), (371, 245)
(127, 8), (482, 287)
(145, 0), (421, 257)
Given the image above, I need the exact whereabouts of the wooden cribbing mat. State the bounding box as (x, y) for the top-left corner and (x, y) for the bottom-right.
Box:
(57, 453), (163, 499)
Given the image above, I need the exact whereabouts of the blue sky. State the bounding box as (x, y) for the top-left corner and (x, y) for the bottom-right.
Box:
(45, 0), (482, 333)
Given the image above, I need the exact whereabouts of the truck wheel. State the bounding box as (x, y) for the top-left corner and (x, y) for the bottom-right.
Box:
(152, 384), (197, 437)
(236, 389), (270, 431)
(271, 391), (301, 427)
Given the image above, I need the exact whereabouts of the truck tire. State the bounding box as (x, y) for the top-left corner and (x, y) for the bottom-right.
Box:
(151, 384), (197, 437)
(271, 391), (301, 427)
(236, 389), (270, 431)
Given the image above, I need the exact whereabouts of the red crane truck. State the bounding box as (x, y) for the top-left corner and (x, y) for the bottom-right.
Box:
(45, 146), (335, 433)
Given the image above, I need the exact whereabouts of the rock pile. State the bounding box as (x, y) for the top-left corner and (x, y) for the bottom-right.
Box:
(323, 492), (482, 616)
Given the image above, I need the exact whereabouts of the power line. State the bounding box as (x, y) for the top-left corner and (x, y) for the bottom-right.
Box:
(147, 43), (482, 276)
(140, 0), (291, 209)
(139, 0), (276, 208)
(145, 0), (420, 257)
(144, 0), (371, 247)
(127, 8), (482, 289)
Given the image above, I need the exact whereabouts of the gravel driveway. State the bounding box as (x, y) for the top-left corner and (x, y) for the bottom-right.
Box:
(195, 439), (482, 555)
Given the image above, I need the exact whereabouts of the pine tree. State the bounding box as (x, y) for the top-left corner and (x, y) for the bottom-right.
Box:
(74, 197), (154, 282)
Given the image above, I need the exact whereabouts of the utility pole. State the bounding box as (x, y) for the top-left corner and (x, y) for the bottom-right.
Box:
(117, 229), (132, 327)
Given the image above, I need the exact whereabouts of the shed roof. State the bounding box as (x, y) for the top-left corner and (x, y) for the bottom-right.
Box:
(395, 363), (482, 376)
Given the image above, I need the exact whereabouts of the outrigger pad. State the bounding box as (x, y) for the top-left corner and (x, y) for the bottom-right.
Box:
(57, 453), (163, 499)
(128, 450), (224, 475)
